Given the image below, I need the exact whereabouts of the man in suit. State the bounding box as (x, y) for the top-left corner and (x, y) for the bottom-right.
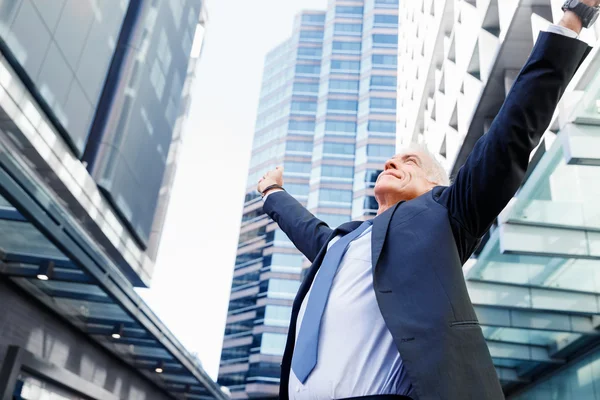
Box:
(256, 2), (597, 399)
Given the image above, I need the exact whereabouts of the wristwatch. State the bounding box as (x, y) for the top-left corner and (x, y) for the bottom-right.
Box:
(562, 0), (600, 28)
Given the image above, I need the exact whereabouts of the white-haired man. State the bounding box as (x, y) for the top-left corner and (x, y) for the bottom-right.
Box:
(257, 2), (598, 399)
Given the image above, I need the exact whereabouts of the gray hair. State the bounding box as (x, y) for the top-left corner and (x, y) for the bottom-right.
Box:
(402, 142), (451, 187)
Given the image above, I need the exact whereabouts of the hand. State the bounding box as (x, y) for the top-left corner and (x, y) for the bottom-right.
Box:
(257, 166), (284, 195)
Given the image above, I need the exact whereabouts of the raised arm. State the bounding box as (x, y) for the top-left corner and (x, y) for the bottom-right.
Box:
(258, 167), (334, 262)
(437, 16), (591, 239)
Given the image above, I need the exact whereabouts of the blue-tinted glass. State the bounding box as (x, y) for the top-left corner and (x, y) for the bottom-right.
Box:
(324, 142), (355, 154)
(370, 97), (397, 109)
(364, 169), (382, 187)
(372, 54), (397, 66)
(297, 47), (322, 57)
(270, 253), (304, 267)
(374, 14), (399, 25)
(322, 165), (354, 178)
(368, 120), (396, 132)
(295, 64), (321, 75)
(331, 60), (360, 72)
(327, 100), (358, 111)
(291, 101), (317, 112)
(284, 162), (312, 174)
(371, 75), (397, 88)
(334, 23), (363, 33)
(329, 79), (360, 92)
(260, 333), (287, 355)
(375, 0), (399, 4)
(286, 141), (313, 152)
(264, 306), (292, 327)
(372, 34), (398, 45)
(317, 213), (351, 228)
(320, 189), (352, 203)
(293, 82), (319, 93)
(287, 183), (310, 196)
(332, 41), (362, 52)
(302, 14), (326, 23)
(267, 279), (301, 299)
(325, 120), (357, 132)
(288, 120), (315, 131)
(367, 144), (395, 158)
(335, 6), (364, 15)
(299, 30), (324, 40)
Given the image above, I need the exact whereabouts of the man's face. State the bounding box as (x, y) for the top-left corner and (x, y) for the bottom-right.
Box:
(374, 150), (435, 204)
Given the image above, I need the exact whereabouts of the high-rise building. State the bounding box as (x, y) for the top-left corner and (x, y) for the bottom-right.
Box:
(0, 1), (225, 399)
(398, 0), (600, 398)
(218, 1), (399, 398)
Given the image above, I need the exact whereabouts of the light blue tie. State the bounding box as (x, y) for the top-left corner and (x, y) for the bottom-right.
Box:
(291, 220), (373, 383)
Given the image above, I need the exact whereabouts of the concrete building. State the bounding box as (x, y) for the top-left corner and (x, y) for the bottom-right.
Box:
(218, 1), (400, 398)
(0, 1), (226, 399)
(398, 0), (600, 398)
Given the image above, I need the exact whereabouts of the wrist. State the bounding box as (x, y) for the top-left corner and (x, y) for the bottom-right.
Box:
(560, 10), (584, 33)
(261, 184), (285, 198)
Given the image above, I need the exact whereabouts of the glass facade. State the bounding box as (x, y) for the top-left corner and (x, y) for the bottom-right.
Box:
(219, 2), (399, 398)
(0, 0), (130, 154)
(84, 0), (202, 246)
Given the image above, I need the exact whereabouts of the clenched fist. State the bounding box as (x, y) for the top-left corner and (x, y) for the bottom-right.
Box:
(257, 166), (284, 195)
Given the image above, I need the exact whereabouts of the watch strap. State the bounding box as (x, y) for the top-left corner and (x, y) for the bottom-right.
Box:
(261, 184), (285, 197)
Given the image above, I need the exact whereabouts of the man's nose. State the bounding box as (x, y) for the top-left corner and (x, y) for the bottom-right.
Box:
(385, 159), (398, 170)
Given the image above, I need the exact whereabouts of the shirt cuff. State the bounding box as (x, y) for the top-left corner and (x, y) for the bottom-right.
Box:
(546, 24), (579, 39)
(262, 189), (284, 201)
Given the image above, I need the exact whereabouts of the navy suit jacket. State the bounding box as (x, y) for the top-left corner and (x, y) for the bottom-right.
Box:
(263, 32), (590, 400)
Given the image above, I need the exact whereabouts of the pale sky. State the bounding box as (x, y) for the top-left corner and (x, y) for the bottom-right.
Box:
(138, 0), (327, 381)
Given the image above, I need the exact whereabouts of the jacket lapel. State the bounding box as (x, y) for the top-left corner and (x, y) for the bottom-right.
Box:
(371, 202), (402, 272)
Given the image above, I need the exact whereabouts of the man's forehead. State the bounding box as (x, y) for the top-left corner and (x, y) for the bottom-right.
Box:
(393, 148), (427, 159)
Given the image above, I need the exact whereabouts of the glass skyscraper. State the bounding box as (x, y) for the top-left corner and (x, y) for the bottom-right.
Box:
(0, 1), (225, 399)
(218, 1), (399, 398)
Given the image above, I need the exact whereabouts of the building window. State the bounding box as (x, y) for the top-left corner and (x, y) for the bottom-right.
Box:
(284, 162), (312, 174)
(264, 306), (293, 327)
(316, 213), (351, 227)
(291, 101), (317, 113)
(298, 47), (322, 58)
(332, 41), (362, 53)
(370, 97), (397, 109)
(299, 30), (324, 41)
(150, 60), (166, 99)
(295, 64), (321, 75)
(325, 120), (357, 133)
(320, 189), (352, 203)
(334, 23), (363, 35)
(289, 120), (316, 132)
(372, 54), (398, 67)
(375, 0), (399, 5)
(267, 279), (301, 299)
(368, 120), (396, 132)
(302, 14), (326, 24)
(371, 75), (397, 89)
(367, 144), (395, 158)
(372, 34), (398, 47)
(329, 79), (360, 92)
(260, 333), (287, 355)
(331, 60), (360, 72)
(286, 183), (310, 196)
(335, 6), (364, 16)
(327, 100), (358, 112)
(322, 165), (354, 178)
(286, 141), (313, 152)
(293, 82), (319, 93)
(374, 14), (399, 25)
(324, 142), (355, 155)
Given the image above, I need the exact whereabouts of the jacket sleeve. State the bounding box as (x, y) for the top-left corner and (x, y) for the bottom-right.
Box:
(437, 32), (590, 239)
(262, 191), (334, 262)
